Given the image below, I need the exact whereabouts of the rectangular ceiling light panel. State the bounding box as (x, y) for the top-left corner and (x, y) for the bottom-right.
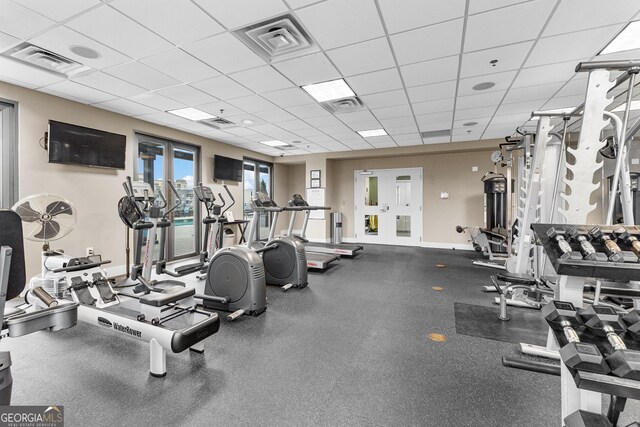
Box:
(260, 140), (289, 147)
(302, 78), (355, 102)
(167, 107), (216, 121)
(357, 129), (388, 137)
(600, 21), (640, 55)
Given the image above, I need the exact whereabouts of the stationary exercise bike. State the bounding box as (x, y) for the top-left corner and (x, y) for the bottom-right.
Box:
(247, 192), (308, 290)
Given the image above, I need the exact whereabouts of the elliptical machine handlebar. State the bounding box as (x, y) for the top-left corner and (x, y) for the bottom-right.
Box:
(164, 180), (183, 218)
(124, 176), (148, 219)
(221, 185), (235, 217)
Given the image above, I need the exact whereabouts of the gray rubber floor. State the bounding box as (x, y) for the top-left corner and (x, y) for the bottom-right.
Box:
(3, 246), (640, 426)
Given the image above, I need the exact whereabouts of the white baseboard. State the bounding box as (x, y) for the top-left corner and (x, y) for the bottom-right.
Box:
(421, 242), (475, 251)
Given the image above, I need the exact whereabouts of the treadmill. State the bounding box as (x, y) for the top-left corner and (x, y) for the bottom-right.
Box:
(288, 194), (363, 259)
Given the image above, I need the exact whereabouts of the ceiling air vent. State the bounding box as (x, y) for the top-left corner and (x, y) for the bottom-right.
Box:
(200, 118), (237, 129)
(322, 96), (366, 114)
(421, 129), (451, 139)
(234, 14), (319, 62)
(2, 43), (89, 76)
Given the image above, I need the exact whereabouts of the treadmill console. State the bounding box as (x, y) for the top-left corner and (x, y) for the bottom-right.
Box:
(194, 185), (215, 203)
(290, 194), (309, 207)
(253, 192), (277, 207)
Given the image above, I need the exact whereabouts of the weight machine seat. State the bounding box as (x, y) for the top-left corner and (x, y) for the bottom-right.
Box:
(0, 210), (27, 301)
(140, 286), (195, 307)
(496, 272), (536, 285)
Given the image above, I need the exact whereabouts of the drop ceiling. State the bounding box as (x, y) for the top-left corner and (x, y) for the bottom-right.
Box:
(0, 0), (639, 157)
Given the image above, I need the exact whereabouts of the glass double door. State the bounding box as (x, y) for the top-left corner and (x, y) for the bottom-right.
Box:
(355, 168), (422, 246)
(243, 159), (272, 241)
(136, 134), (200, 261)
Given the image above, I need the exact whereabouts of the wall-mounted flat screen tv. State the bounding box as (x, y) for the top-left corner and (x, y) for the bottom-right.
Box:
(48, 120), (126, 169)
(214, 155), (243, 182)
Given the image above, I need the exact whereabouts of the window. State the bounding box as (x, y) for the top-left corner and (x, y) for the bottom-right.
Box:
(243, 158), (273, 241)
(0, 101), (18, 208)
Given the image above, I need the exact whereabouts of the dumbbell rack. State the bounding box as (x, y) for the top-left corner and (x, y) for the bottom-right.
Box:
(533, 223), (640, 424)
(550, 320), (640, 424)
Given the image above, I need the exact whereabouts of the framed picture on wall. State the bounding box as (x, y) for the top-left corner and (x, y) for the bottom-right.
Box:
(310, 179), (321, 188)
(310, 170), (321, 179)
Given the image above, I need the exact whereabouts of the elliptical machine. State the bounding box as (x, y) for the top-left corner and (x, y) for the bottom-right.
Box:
(247, 192), (308, 290)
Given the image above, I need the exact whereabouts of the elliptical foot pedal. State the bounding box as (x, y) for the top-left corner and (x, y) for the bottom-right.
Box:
(93, 273), (117, 303)
(70, 277), (97, 306)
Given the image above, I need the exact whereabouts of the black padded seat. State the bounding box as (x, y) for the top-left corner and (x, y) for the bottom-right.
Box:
(139, 287), (195, 307)
(496, 271), (536, 285)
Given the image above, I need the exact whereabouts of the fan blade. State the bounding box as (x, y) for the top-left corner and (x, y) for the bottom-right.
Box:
(46, 201), (73, 217)
(14, 202), (41, 222)
(34, 220), (61, 240)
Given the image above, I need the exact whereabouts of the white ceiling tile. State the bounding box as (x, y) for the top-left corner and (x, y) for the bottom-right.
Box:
(512, 60), (588, 88)
(127, 92), (185, 110)
(457, 70), (517, 96)
(391, 19), (463, 65)
(553, 79), (588, 99)
(468, 0), (533, 14)
(322, 124), (353, 134)
(456, 91), (506, 110)
(367, 136), (397, 147)
(543, 0), (640, 37)
(229, 66), (294, 93)
(140, 48), (219, 83)
(224, 127), (261, 137)
(191, 75), (253, 99)
(193, 0), (287, 29)
(254, 108), (298, 123)
(135, 111), (189, 126)
(370, 103), (413, 120)
(155, 85), (219, 106)
(386, 124), (419, 135)
(95, 98), (157, 115)
(197, 101), (245, 118)
(464, 0), (555, 52)
(276, 119), (312, 131)
(183, 32), (266, 74)
(460, 41), (533, 78)
(378, 0), (465, 34)
(596, 48), (640, 61)
(415, 112), (454, 126)
(286, 103), (331, 118)
(489, 113), (531, 126)
(66, 6), (174, 59)
(0, 0), (55, 39)
(224, 114), (268, 127)
(296, 0), (384, 49)
(502, 82), (563, 104)
(261, 87), (314, 107)
(483, 127), (519, 139)
(30, 26), (131, 70)
(326, 37), (396, 77)
(361, 89), (408, 109)
(72, 71), (146, 98)
(104, 61), (180, 90)
(227, 95), (277, 113)
(400, 56), (459, 87)
(20, 0), (101, 21)
(541, 94), (585, 110)
(272, 53), (340, 86)
(173, 121), (216, 133)
(527, 26), (621, 68)
(346, 68), (403, 95)
(451, 130), (480, 142)
(291, 127), (325, 138)
(413, 98), (454, 115)
(422, 135), (451, 145)
(494, 100), (543, 116)
(407, 81), (457, 103)
(453, 106), (496, 120)
(379, 116), (416, 128)
(394, 137), (423, 147)
(346, 120), (382, 131)
(453, 117), (491, 129)
(0, 57), (66, 88)
(0, 31), (19, 51)
(303, 115), (342, 128)
(111, 0), (225, 46)
(41, 80), (117, 104)
(252, 124), (297, 139)
(336, 110), (376, 125)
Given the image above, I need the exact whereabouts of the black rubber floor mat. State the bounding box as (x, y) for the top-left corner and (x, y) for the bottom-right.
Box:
(454, 302), (548, 346)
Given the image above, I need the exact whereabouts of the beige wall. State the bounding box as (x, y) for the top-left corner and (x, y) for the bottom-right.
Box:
(1, 81), (272, 277)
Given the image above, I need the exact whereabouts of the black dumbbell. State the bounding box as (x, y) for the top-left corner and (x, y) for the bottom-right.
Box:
(542, 301), (609, 374)
(564, 410), (612, 427)
(567, 228), (605, 261)
(615, 226), (640, 257)
(622, 310), (640, 341)
(589, 226), (624, 262)
(582, 305), (640, 379)
(546, 227), (582, 260)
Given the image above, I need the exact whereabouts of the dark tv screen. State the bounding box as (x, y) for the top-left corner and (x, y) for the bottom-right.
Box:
(214, 155), (243, 182)
(48, 120), (126, 169)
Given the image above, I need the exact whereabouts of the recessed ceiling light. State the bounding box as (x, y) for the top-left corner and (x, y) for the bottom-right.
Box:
(167, 107), (216, 121)
(463, 122), (478, 126)
(69, 45), (101, 59)
(472, 82), (495, 91)
(242, 119), (254, 125)
(613, 100), (640, 112)
(357, 129), (388, 138)
(301, 78), (355, 102)
(260, 140), (289, 147)
(600, 21), (640, 55)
